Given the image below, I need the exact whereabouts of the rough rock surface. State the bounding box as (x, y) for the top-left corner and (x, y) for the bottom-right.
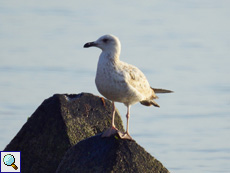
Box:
(56, 133), (169, 173)
(4, 93), (124, 173)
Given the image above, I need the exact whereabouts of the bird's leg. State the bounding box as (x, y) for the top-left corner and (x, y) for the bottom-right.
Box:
(117, 105), (133, 140)
(102, 101), (118, 137)
(111, 102), (116, 128)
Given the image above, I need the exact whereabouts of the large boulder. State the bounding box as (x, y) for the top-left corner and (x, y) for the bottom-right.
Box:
(56, 133), (169, 173)
(4, 93), (124, 173)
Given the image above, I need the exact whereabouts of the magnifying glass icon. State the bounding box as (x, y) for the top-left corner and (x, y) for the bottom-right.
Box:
(3, 154), (18, 170)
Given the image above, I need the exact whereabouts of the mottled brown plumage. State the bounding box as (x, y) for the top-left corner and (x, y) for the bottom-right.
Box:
(84, 34), (173, 140)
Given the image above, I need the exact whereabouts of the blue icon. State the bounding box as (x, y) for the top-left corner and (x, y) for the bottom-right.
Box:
(3, 154), (18, 170)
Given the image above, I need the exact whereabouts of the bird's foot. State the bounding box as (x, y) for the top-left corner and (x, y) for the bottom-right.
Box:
(117, 131), (133, 140)
(102, 126), (118, 137)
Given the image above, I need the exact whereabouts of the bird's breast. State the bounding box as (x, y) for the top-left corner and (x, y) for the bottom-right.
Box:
(95, 64), (123, 99)
(95, 64), (141, 105)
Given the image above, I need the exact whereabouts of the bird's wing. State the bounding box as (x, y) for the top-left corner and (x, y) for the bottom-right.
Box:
(120, 62), (157, 99)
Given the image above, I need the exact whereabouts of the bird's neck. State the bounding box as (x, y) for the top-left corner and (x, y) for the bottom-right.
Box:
(100, 49), (120, 64)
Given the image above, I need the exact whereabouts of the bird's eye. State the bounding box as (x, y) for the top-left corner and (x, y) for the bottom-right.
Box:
(102, 38), (108, 43)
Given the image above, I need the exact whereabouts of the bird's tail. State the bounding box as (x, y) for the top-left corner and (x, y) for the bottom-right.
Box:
(140, 88), (173, 107)
(151, 87), (173, 93)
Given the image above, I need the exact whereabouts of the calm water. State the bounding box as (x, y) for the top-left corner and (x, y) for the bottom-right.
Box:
(1, 1), (230, 172)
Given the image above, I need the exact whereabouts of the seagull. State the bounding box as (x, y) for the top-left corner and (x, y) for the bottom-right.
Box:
(84, 34), (172, 140)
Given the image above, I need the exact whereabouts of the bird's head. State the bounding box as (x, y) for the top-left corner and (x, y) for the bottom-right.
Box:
(84, 34), (121, 53)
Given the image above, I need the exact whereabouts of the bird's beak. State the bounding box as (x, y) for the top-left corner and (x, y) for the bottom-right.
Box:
(83, 41), (97, 48)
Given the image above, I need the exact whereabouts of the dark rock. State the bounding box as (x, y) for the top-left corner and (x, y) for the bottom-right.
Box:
(4, 93), (124, 173)
(56, 133), (169, 173)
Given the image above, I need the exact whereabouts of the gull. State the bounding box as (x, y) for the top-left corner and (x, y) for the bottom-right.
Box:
(84, 34), (172, 140)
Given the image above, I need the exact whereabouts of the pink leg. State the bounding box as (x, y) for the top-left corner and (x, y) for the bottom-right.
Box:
(102, 102), (118, 137)
(117, 105), (133, 140)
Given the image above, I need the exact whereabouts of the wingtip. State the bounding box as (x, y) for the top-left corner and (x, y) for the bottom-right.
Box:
(140, 100), (160, 107)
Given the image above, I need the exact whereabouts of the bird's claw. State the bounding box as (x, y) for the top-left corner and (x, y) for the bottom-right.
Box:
(117, 131), (133, 140)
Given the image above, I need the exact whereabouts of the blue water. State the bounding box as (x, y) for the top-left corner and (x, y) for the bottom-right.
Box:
(1, 1), (230, 172)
